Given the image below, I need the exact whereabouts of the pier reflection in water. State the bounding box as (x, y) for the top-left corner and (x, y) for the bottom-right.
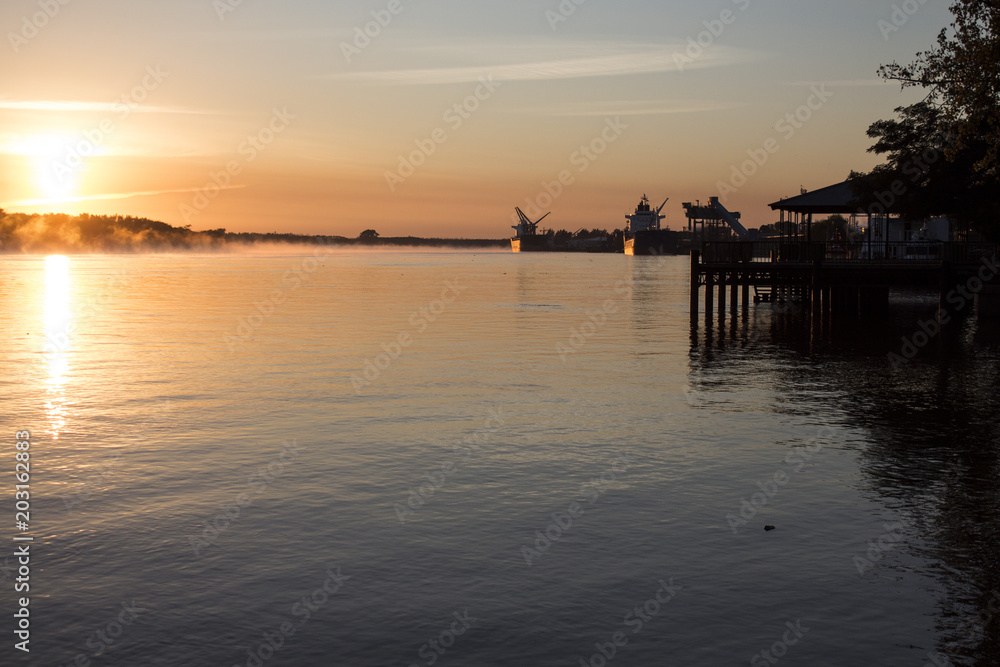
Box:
(690, 289), (1000, 665)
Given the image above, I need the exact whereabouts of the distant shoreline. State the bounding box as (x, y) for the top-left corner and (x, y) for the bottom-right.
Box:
(0, 210), (508, 253)
(0, 237), (511, 253)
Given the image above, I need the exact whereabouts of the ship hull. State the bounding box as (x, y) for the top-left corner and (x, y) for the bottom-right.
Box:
(511, 236), (553, 252)
(624, 229), (684, 256)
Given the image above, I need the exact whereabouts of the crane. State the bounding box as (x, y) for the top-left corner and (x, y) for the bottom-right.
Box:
(512, 207), (551, 237)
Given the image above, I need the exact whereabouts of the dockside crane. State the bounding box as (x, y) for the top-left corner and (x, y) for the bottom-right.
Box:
(708, 197), (750, 240)
(512, 207), (551, 237)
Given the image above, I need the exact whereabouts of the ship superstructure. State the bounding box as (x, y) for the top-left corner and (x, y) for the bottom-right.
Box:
(624, 195), (677, 255)
(510, 207), (553, 252)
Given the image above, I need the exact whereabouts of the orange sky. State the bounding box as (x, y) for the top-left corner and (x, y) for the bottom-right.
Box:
(0, 0), (951, 237)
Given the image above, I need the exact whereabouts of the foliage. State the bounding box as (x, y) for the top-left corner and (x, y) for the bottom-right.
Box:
(756, 217), (852, 242)
(858, 0), (1000, 237)
(878, 0), (1000, 172)
(811, 215), (850, 243)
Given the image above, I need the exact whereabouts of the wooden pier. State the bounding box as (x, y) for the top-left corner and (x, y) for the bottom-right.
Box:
(690, 241), (1000, 323)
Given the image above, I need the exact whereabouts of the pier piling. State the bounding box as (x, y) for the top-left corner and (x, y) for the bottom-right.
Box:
(690, 250), (700, 321)
(718, 273), (727, 319)
(689, 240), (997, 332)
(705, 271), (714, 324)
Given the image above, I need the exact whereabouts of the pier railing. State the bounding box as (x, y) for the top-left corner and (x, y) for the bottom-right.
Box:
(942, 242), (997, 263)
(701, 241), (825, 263)
(702, 241), (998, 264)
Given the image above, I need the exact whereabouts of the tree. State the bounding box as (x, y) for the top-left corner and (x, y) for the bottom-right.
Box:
(358, 229), (380, 242)
(811, 215), (851, 243)
(854, 0), (1000, 237)
(850, 101), (984, 223)
(878, 0), (1000, 173)
(757, 221), (800, 238)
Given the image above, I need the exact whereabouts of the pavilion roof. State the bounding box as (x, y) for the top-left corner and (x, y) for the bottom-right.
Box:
(769, 180), (863, 214)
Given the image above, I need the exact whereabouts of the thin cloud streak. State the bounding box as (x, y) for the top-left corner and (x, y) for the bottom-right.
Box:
(512, 100), (744, 117)
(327, 46), (758, 85)
(194, 28), (345, 42)
(0, 100), (221, 114)
(5, 185), (247, 208)
(785, 79), (892, 87)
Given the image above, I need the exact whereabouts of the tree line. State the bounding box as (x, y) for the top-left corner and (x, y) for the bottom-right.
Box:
(0, 213), (504, 252)
(850, 0), (1000, 240)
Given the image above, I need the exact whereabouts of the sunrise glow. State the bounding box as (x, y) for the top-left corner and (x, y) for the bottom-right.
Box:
(0, 2), (954, 235)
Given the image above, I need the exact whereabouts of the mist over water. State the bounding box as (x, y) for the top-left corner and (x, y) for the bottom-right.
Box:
(2, 251), (998, 666)
(0, 212), (505, 253)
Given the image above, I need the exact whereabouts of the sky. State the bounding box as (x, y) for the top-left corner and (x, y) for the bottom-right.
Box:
(0, 0), (955, 237)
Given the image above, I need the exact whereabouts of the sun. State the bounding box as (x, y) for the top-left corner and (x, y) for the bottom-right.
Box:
(7, 133), (82, 202)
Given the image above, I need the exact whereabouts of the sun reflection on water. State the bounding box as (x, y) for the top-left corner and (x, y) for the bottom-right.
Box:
(43, 255), (72, 437)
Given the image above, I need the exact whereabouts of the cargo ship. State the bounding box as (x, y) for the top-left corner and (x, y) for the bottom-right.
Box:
(510, 207), (554, 252)
(624, 195), (682, 255)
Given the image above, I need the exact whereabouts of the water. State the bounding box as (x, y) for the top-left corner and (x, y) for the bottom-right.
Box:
(1, 250), (998, 666)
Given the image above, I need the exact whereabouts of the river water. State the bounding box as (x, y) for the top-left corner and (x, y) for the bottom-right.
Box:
(1, 250), (998, 666)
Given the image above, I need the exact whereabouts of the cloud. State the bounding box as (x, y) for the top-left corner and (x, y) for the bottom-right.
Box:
(4, 185), (247, 208)
(512, 99), (744, 117)
(0, 100), (218, 114)
(326, 43), (758, 85)
(785, 79), (891, 88)
(195, 28), (344, 42)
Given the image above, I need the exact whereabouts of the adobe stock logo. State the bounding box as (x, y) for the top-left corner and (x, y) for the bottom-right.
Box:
(385, 77), (502, 192)
(672, 0), (753, 72)
(180, 107), (295, 223)
(8, 0), (73, 53)
(878, 0), (930, 41)
(340, 0), (417, 62)
(715, 84), (834, 202)
(546, 0), (589, 31)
